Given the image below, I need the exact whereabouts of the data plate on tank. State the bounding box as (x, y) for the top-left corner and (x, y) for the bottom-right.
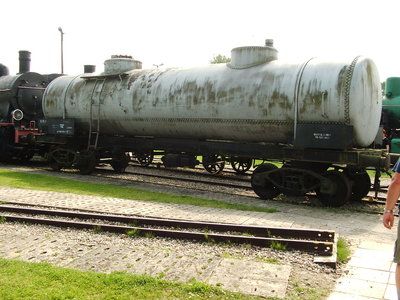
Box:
(294, 124), (353, 150)
(39, 119), (74, 136)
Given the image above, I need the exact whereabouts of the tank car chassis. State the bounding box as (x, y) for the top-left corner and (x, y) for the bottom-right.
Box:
(37, 129), (388, 207)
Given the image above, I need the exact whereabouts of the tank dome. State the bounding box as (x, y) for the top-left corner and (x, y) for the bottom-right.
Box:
(103, 55), (142, 74)
(229, 39), (278, 69)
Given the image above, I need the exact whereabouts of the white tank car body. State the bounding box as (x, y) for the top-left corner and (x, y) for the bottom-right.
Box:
(42, 44), (381, 147)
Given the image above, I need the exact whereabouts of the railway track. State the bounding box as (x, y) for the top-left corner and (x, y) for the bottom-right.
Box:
(96, 166), (253, 191)
(0, 160), (393, 213)
(97, 166), (392, 211)
(0, 204), (335, 258)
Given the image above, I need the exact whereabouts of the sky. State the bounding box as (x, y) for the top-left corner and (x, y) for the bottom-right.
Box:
(1, 0), (399, 82)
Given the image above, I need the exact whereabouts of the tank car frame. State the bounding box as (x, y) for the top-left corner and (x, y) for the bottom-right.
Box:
(36, 124), (387, 207)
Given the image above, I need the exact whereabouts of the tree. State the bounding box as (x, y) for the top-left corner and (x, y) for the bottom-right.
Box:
(210, 54), (231, 64)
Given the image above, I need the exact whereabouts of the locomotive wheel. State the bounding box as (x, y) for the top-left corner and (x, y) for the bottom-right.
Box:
(18, 151), (34, 162)
(48, 155), (62, 171)
(136, 151), (154, 167)
(202, 154), (225, 174)
(251, 163), (280, 199)
(230, 157), (252, 175)
(77, 150), (96, 175)
(111, 153), (130, 173)
(349, 172), (371, 201)
(0, 127), (13, 162)
(316, 170), (351, 207)
(47, 147), (75, 171)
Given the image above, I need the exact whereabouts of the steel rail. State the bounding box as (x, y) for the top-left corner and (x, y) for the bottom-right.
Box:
(97, 168), (252, 190)
(0, 213), (333, 255)
(129, 157), (247, 177)
(0, 205), (334, 242)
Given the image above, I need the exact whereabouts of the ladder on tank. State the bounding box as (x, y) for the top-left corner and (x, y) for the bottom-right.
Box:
(87, 78), (105, 150)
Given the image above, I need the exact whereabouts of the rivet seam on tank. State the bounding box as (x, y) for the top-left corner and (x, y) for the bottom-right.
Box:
(343, 56), (360, 125)
(125, 118), (344, 125)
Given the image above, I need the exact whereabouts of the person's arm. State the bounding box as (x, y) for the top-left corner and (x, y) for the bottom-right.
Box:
(383, 172), (400, 229)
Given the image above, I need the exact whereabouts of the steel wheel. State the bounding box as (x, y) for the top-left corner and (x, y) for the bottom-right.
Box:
(48, 157), (62, 171)
(251, 163), (280, 199)
(18, 150), (34, 162)
(230, 157), (252, 175)
(0, 127), (13, 162)
(111, 152), (130, 173)
(203, 154), (225, 174)
(77, 150), (96, 175)
(316, 170), (351, 207)
(349, 172), (371, 201)
(47, 147), (75, 171)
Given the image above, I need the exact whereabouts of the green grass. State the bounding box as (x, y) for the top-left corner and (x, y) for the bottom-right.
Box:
(0, 259), (262, 300)
(269, 241), (287, 251)
(337, 237), (351, 263)
(285, 279), (328, 300)
(367, 169), (392, 179)
(0, 169), (278, 213)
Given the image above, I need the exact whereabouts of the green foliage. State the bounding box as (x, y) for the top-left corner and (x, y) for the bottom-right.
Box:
(269, 241), (287, 251)
(257, 257), (280, 264)
(337, 237), (351, 263)
(145, 232), (155, 238)
(0, 169), (278, 214)
(204, 233), (215, 244)
(93, 225), (102, 233)
(286, 279), (329, 300)
(127, 228), (141, 237)
(210, 54), (231, 64)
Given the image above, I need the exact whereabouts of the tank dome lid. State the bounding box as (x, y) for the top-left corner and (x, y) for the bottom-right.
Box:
(103, 55), (142, 74)
(229, 39), (278, 69)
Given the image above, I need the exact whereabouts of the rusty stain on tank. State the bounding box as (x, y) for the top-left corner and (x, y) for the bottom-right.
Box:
(268, 90), (290, 111)
(336, 66), (347, 95)
(299, 92), (323, 115)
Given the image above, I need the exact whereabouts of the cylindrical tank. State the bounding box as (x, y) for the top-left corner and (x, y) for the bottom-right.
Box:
(43, 45), (381, 147)
(0, 72), (46, 121)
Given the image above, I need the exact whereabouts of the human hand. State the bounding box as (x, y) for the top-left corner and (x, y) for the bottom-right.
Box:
(383, 212), (395, 229)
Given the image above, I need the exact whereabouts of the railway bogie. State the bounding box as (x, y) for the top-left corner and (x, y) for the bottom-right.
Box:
(251, 163), (373, 206)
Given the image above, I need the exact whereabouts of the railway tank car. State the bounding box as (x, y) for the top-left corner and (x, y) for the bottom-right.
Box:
(41, 40), (388, 206)
(0, 51), (51, 161)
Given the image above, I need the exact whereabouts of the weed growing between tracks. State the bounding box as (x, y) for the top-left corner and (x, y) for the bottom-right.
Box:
(337, 237), (351, 263)
(0, 169), (278, 213)
(270, 241), (288, 251)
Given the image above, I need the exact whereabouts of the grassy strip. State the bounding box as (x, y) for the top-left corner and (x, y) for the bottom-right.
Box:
(0, 169), (278, 213)
(0, 259), (262, 300)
